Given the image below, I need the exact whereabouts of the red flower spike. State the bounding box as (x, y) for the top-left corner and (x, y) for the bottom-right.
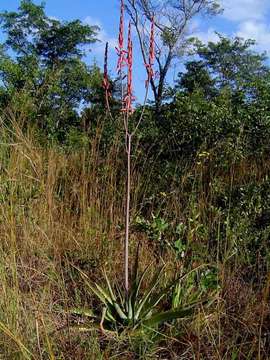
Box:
(103, 42), (111, 106)
(145, 17), (155, 87)
(149, 17), (155, 66)
(116, 0), (127, 74)
(103, 42), (110, 94)
(124, 22), (135, 114)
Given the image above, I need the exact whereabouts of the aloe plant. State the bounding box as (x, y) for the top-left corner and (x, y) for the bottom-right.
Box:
(74, 258), (204, 333)
(103, 0), (156, 293)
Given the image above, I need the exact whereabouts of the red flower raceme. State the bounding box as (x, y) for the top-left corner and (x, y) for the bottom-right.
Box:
(103, 42), (110, 94)
(103, 42), (112, 114)
(145, 17), (155, 87)
(124, 22), (135, 114)
(116, 0), (127, 74)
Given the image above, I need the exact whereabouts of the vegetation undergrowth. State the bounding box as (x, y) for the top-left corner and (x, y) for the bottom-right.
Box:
(0, 111), (268, 359)
(0, 0), (269, 358)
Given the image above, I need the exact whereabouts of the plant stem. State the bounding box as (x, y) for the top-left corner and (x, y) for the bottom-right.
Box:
(125, 133), (131, 294)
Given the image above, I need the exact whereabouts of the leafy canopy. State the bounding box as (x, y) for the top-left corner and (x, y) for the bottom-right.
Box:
(0, 0), (99, 139)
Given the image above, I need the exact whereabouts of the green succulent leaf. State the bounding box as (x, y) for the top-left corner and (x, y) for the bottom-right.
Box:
(143, 307), (194, 328)
(103, 270), (117, 302)
(135, 265), (165, 320)
(112, 301), (127, 320)
(70, 308), (95, 317)
(94, 283), (114, 305)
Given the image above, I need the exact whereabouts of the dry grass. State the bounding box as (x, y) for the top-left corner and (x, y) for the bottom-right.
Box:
(0, 112), (268, 359)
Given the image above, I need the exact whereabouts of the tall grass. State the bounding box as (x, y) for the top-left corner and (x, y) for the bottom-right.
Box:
(0, 111), (268, 358)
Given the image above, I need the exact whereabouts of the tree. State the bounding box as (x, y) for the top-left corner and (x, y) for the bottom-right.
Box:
(174, 35), (269, 103)
(161, 35), (270, 160)
(0, 0), (98, 64)
(81, 64), (122, 134)
(196, 35), (268, 98)
(125, 0), (221, 116)
(0, 0), (98, 138)
(175, 60), (216, 98)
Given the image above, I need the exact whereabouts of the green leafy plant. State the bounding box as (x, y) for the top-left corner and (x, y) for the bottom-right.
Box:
(172, 266), (219, 309)
(135, 214), (170, 250)
(135, 215), (189, 258)
(74, 257), (200, 334)
(174, 222), (187, 258)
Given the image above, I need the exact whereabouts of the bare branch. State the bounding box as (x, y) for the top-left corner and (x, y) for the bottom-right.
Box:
(125, 0), (221, 114)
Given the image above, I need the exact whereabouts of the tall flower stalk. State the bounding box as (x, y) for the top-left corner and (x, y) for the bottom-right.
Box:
(121, 21), (133, 293)
(102, 42), (111, 117)
(103, 0), (155, 295)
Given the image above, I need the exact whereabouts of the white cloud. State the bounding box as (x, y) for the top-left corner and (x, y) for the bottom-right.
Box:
(236, 21), (270, 52)
(48, 16), (59, 22)
(193, 27), (220, 44)
(221, 0), (270, 22)
(219, 0), (270, 53)
(193, 21), (270, 54)
(189, 19), (220, 45)
(83, 16), (117, 54)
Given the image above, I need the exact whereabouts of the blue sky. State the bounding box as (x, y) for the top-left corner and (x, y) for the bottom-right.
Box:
(1, 0), (270, 102)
